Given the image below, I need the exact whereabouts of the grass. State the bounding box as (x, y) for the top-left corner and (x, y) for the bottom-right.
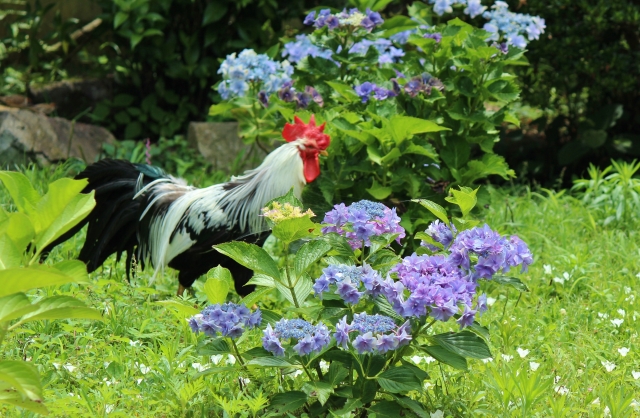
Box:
(1, 167), (639, 417)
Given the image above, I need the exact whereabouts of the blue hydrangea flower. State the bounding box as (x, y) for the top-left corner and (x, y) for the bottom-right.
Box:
(334, 313), (411, 354)
(217, 49), (293, 99)
(313, 263), (384, 304)
(304, 8), (384, 31)
(263, 318), (331, 357)
(349, 39), (405, 64)
(322, 200), (406, 249)
(282, 34), (334, 64)
(482, 1), (545, 47)
(423, 32), (442, 43)
(421, 220), (457, 251)
(396, 73), (444, 97)
(188, 303), (261, 339)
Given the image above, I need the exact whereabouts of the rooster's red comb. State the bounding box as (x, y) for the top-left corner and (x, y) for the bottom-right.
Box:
(282, 115), (330, 150)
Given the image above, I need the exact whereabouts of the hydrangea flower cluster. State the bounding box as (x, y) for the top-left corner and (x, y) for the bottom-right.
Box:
(379, 222), (532, 327)
(423, 32), (443, 43)
(262, 202), (315, 223)
(188, 303), (262, 338)
(275, 81), (324, 109)
(482, 1), (546, 48)
(349, 39), (405, 64)
(353, 82), (397, 103)
(304, 8), (383, 32)
(313, 264), (385, 304)
(334, 313), (411, 354)
(420, 219), (457, 251)
(263, 318), (331, 356)
(392, 73), (445, 97)
(429, 0), (486, 18)
(217, 49), (293, 99)
(321, 200), (406, 249)
(282, 34), (334, 63)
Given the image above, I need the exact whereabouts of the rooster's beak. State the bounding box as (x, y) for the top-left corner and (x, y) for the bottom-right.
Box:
(320, 150), (328, 156)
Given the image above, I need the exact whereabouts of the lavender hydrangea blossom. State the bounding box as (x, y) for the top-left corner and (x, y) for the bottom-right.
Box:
(188, 303), (262, 339)
(282, 34), (334, 64)
(217, 49), (293, 99)
(349, 39), (405, 64)
(334, 313), (411, 354)
(313, 264), (385, 304)
(420, 220), (457, 251)
(276, 81), (324, 109)
(482, 1), (546, 47)
(393, 73), (445, 98)
(263, 318), (331, 356)
(321, 200), (406, 249)
(304, 8), (384, 31)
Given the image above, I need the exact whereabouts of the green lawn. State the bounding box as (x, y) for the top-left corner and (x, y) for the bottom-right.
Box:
(1, 168), (639, 417)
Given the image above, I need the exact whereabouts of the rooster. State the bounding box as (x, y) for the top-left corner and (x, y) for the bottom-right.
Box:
(50, 115), (330, 296)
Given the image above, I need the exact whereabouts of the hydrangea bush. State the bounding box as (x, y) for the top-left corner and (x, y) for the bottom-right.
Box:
(190, 189), (533, 416)
(210, 1), (545, 241)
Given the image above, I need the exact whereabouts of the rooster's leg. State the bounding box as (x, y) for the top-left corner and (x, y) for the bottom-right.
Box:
(177, 284), (186, 297)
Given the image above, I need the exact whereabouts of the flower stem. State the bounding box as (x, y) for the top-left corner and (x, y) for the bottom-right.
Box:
(230, 339), (246, 368)
(283, 249), (301, 308)
(301, 360), (315, 381)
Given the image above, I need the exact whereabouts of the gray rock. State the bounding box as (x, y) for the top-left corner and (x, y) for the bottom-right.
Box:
(0, 107), (115, 167)
(187, 121), (269, 174)
(29, 78), (112, 120)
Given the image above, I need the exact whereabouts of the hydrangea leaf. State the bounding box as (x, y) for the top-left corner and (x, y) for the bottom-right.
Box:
(247, 357), (295, 367)
(366, 180), (393, 200)
(196, 338), (230, 356)
(272, 216), (317, 244)
(422, 345), (468, 370)
(9, 296), (103, 329)
(393, 395), (429, 418)
(412, 199), (449, 225)
(0, 360), (42, 401)
(492, 275), (529, 292)
(376, 366), (423, 393)
(203, 267), (230, 304)
(214, 242), (281, 281)
(293, 239), (331, 278)
(269, 391), (308, 414)
(368, 400), (403, 417)
(0, 234), (21, 270)
(445, 186), (478, 217)
(429, 331), (492, 360)
(302, 381), (333, 406)
(325, 81), (360, 103)
(324, 362), (349, 387)
(1, 212), (34, 256)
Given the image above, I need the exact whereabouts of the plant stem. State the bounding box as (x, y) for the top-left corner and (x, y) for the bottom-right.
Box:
(283, 249), (300, 308)
(301, 360), (315, 381)
(230, 339), (246, 368)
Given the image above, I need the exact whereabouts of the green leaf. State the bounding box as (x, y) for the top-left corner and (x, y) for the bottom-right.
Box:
(214, 242), (280, 280)
(196, 338), (230, 356)
(203, 266), (230, 304)
(422, 345), (468, 370)
(579, 129), (607, 149)
(0, 390), (49, 414)
(0, 266), (85, 298)
(271, 216), (317, 243)
(193, 366), (238, 379)
(294, 240), (331, 278)
(405, 143), (438, 160)
(264, 188), (304, 213)
(492, 275), (529, 292)
(0, 171), (40, 214)
(325, 81), (359, 102)
(324, 362), (348, 387)
(247, 357), (295, 367)
(114, 11), (128, 28)
(275, 274), (313, 307)
(51, 260), (90, 283)
(394, 395), (428, 418)
(208, 102), (234, 116)
(10, 296), (103, 328)
(368, 400), (403, 417)
(0, 293), (37, 323)
(0, 360), (42, 401)
(2, 212), (34, 254)
(485, 79), (520, 102)
(367, 179), (393, 200)
(0, 234), (21, 270)
(412, 200), (449, 225)
(460, 154), (515, 184)
(444, 186), (478, 217)
(269, 391), (308, 414)
(440, 136), (471, 169)
(429, 331), (492, 359)
(388, 115), (450, 145)
(202, 2), (228, 25)
(377, 366), (423, 393)
(302, 381), (333, 406)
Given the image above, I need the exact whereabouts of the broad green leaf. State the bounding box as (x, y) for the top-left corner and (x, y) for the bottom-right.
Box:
(429, 331), (492, 359)
(381, 147), (402, 165)
(214, 242), (280, 280)
(31, 177), (88, 233)
(202, 1), (227, 25)
(11, 296), (103, 328)
(460, 154), (515, 184)
(1, 212), (34, 255)
(367, 180), (393, 200)
(412, 199), (449, 225)
(493, 275), (529, 292)
(0, 390), (49, 414)
(367, 145), (383, 165)
(246, 274), (276, 288)
(388, 115), (450, 145)
(302, 381), (333, 406)
(208, 102), (234, 116)
(325, 81), (359, 102)
(196, 338), (230, 356)
(445, 186), (478, 217)
(247, 357), (295, 367)
(265, 187), (303, 209)
(50, 260), (90, 283)
(203, 266), (230, 304)
(275, 274), (313, 307)
(34, 189), (95, 256)
(485, 79), (520, 102)
(156, 300), (200, 319)
(405, 143), (438, 160)
(269, 391), (308, 414)
(368, 400), (403, 417)
(451, 217), (480, 231)
(440, 136), (471, 169)
(294, 240), (331, 278)
(259, 309), (282, 326)
(271, 216), (317, 244)
(0, 266), (82, 298)
(0, 171), (40, 214)
(0, 293), (38, 323)
(377, 366), (423, 393)
(324, 362), (348, 386)
(0, 360), (42, 401)
(240, 286), (273, 307)
(0, 234), (21, 270)
(422, 345), (468, 370)
(394, 395), (428, 418)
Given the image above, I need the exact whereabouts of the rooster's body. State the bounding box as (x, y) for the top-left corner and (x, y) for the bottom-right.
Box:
(53, 116), (330, 295)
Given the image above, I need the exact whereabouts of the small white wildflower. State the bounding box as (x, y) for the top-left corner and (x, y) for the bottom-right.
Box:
(630, 399), (639, 410)
(481, 357), (494, 364)
(52, 363), (61, 370)
(129, 340), (141, 347)
(487, 297), (496, 306)
(560, 308), (567, 316)
(553, 277), (565, 285)
(63, 363), (76, 373)
(105, 404), (115, 414)
(543, 264), (553, 275)
(501, 354), (513, 362)
(632, 370), (640, 380)
(411, 355), (423, 364)
(424, 381), (433, 390)
(68, 392), (75, 397)
(601, 360), (616, 372)
(103, 362), (111, 369)
(618, 309), (626, 317)
(25, 357), (31, 362)
(289, 369), (303, 378)
(624, 286), (632, 294)
(136, 378), (143, 385)
(591, 397), (600, 405)
(635, 272), (640, 279)
(103, 377), (118, 386)
(626, 294), (636, 302)
(191, 363), (207, 372)
(135, 362), (150, 375)
(563, 272), (570, 281)
(611, 318), (624, 327)
(177, 361), (185, 368)
(210, 354), (223, 365)
(554, 385), (569, 395)
(577, 369), (583, 376)
(239, 377), (251, 386)
(618, 347), (630, 357)
(430, 410), (444, 418)
(517, 348), (530, 358)
(529, 362), (540, 371)
(604, 406), (611, 417)
(424, 356), (436, 364)
(554, 375), (561, 384)
(226, 354), (236, 365)
(597, 312), (609, 319)
(319, 361), (330, 372)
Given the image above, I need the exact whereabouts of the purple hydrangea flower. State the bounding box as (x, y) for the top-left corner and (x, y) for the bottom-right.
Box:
(321, 200), (406, 249)
(263, 318), (331, 357)
(401, 73), (444, 97)
(423, 32), (442, 43)
(354, 82), (376, 103)
(421, 220), (457, 251)
(313, 264), (384, 304)
(334, 313), (410, 354)
(188, 303), (261, 339)
(282, 34), (334, 64)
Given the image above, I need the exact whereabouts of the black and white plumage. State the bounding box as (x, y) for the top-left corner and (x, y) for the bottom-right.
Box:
(51, 116), (330, 295)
